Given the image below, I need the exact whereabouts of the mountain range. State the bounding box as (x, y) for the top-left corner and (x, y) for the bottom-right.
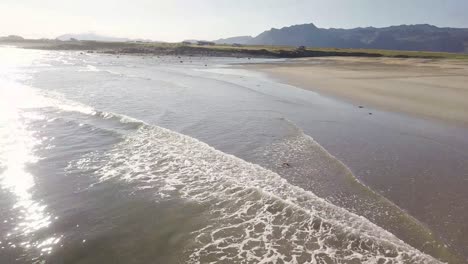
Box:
(215, 23), (468, 53)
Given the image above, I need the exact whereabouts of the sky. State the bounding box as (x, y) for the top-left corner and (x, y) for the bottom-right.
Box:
(1, 0), (468, 42)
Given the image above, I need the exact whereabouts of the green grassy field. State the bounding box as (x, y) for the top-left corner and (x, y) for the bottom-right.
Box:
(306, 46), (468, 59)
(178, 43), (468, 59)
(134, 42), (468, 59)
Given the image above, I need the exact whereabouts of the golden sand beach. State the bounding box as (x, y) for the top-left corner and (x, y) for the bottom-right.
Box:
(249, 57), (468, 126)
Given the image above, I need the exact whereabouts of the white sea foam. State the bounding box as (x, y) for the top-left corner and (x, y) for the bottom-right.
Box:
(0, 46), (443, 263)
(69, 115), (442, 263)
(79, 65), (100, 72)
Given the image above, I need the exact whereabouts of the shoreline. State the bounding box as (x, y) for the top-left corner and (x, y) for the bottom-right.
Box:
(3, 45), (467, 262)
(245, 57), (468, 127)
(236, 59), (468, 262)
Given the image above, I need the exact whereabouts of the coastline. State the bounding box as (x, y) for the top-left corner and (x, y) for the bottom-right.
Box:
(234, 59), (468, 262)
(3, 45), (467, 262)
(3, 39), (468, 60)
(245, 57), (468, 127)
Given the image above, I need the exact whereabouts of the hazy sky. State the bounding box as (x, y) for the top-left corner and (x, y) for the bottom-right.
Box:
(1, 0), (468, 41)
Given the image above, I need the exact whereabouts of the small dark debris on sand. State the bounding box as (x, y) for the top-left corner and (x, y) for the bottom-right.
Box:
(358, 106), (364, 109)
(282, 162), (291, 168)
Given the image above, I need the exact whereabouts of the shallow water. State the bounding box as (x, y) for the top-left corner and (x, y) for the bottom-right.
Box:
(0, 46), (466, 263)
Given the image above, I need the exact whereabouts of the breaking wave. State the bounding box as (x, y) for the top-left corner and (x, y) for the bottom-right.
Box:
(0, 49), (444, 262)
(63, 108), (442, 264)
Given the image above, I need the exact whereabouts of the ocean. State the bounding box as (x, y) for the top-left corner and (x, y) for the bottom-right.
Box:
(1, 46), (463, 263)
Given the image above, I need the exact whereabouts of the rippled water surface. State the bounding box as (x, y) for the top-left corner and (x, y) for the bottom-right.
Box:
(1, 47), (467, 263)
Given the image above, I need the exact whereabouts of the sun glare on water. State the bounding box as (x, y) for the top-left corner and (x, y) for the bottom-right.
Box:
(0, 47), (61, 257)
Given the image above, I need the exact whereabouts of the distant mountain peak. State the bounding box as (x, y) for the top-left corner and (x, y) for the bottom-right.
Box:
(270, 23), (318, 31)
(213, 35), (253, 45)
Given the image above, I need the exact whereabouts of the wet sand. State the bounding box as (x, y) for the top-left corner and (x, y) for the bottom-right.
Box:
(242, 58), (468, 262)
(248, 57), (468, 126)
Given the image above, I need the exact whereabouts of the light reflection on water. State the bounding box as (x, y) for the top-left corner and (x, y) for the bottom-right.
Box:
(0, 46), (462, 263)
(0, 47), (60, 257)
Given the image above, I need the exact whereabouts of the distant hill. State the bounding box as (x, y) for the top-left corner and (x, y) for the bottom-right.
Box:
(56, 33), (154, 43)
(0, 35), (25, 41)
(214, 36), (253, 45)
(215, 23), (468, 53)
